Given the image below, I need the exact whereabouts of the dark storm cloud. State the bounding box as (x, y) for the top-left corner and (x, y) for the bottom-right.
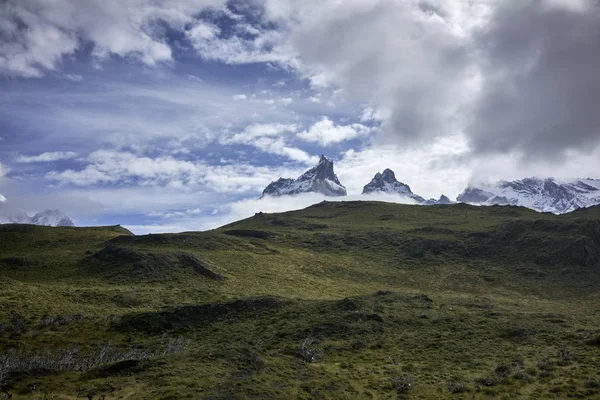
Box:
(467, 1), (600, 157)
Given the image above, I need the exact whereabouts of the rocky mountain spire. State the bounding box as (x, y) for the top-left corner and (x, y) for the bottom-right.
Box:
(261, 155), (347, 198)
(362, 168), (425, 202)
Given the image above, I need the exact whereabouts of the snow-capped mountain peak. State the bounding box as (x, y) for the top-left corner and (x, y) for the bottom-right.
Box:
(261, 155), (347, 198)
(362, 168), (425, 203)
(0, 197), (75, 227)
(30, 209), (75, 227)
(457, 177), (600, 214)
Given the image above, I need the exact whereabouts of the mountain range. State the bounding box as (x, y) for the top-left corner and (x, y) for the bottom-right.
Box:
(0, 197), (74, 227)
(3, 158), (600, 227)
(457, 177), (600, 214)
(261, 156), (600, 214)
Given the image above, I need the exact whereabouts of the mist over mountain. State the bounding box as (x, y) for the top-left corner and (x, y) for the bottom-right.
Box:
(0, 196), (74, 227)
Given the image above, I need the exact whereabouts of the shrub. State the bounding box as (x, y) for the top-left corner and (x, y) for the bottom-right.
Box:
(536, 358), (555, 371)
(0, 353), (9, 390)
(391, 372), (413, 393)
(0, 313), (27, 335)
(446, 380), (466, 394)
(513, 368), (531, 381)
(584, 379), (600, 389)
(584, 335), (600, 346)
(556, 349), (572, 365)
(475, 375), (498, 387)
(494, 364), (511, 376)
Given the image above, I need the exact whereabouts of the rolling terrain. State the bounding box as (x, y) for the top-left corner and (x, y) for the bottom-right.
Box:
(0, 202), (599, 399)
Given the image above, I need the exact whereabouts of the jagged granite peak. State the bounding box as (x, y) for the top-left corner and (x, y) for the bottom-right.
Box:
(457, 177), (600, 214)
(261, 155), (347, 197)
(301, 154), (338, 181)
(362, 168), (425, 203)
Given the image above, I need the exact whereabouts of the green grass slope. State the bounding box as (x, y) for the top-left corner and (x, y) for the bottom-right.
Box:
(0, 202), (599, 399)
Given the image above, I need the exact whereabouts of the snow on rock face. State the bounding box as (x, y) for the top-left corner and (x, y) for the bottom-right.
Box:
(457, 178), (600, 214)
(30, 209), (75, 227)
(362, 168), (425, 203)
(261, 155), (347, 197)
(0, 197), (75, 226)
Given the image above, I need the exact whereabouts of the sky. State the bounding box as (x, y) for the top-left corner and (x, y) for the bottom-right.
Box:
(1, 0), (600, 233)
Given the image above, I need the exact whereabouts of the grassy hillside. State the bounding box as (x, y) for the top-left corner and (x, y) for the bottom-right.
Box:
(0, 202), (599, 399)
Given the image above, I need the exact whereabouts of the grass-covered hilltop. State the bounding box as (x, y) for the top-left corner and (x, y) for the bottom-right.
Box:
(1, 201), (599, 399)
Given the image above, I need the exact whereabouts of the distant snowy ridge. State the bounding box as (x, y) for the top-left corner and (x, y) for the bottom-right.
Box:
(0, 197), (74, 227)
(423, 195), (454, 206)
(457, 178), (600, 214)
(262, 155), (347, 197)
(258, 160), (600, 215)
(30, 209), (75, 227)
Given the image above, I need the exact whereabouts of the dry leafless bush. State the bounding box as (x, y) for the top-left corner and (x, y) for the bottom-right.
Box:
(446, 379), (465, 394)
(0, 335), (188, 395)
(298, 337), (322, 363)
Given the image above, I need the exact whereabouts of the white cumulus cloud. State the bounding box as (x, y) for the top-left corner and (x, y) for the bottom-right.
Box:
(297, 117), (372, 146)
(15, 151), (78, 163)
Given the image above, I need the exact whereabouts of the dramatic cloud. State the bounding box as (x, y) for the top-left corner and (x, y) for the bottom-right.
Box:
(0, 0), (226, 77)
(467, 0), (600, 157)
(4, 0), (600, 160)
(15, 151), (77, 163)
(259, 0), (486, 145)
